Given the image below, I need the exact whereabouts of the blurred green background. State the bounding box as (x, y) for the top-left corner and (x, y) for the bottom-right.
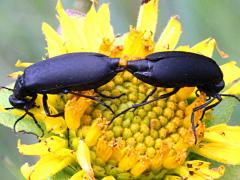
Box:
(0, 0), (239, 179)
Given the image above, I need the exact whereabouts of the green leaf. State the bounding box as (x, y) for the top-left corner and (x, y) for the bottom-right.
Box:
(0, 89), (43, 136)
(50, 167), (74, 180)
(206, 98), (238, 126)
(220, 165), (240, 180)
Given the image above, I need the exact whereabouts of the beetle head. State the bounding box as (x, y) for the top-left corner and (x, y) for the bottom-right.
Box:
(198, 80), (225, 97)
(9, 94), (29, 109)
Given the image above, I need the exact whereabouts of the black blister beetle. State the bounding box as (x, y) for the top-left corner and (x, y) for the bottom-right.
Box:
(5, 52), (125, 135)
(110, 51), (240, 142)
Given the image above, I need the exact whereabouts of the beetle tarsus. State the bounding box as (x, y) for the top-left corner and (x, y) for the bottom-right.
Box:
(133, 87), (157, 113)
(191, 95), (222, 144)
(13, 112), (28, 134)
(219, 93), (240, 102)
(199, 96), (222, 121)
(13, 111), (44, 137)
(43, 94), (64, 117)
(0, 86), (13, 91)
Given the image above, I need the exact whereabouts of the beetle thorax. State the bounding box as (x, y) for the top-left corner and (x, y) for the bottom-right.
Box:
(13, 76), (28, 98)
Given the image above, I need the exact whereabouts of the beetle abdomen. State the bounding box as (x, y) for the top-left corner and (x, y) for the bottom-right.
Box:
(23, 53), (119, 93)
(127, 52), (223, 88)
(151, 56), (223, 87)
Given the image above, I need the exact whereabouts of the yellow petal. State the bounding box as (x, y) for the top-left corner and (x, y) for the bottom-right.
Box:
(18, 136), (67, 156)
(205, 124), (240, 145)
(164, 175), (182, 180)
(176, 87), (195, 101)
(191, 38), (216, 58)
(101, 176), (116, 180)
(175, 45), (191, 52)
(220, 61), (240, 94)
(15, 60), (33, 68)
(85, 120), (105, 147)
(8, 71), (23, 79)
(57, 0), (86, 52)
(155, 16), (182, 52)
(110, 139), (128, 162)
(130, 157), (150, 177)
(83, 4), (114, 52)
(118, 151), (138, 171)
(30, 149), (75, 180)
(97, 4), (114, 41)
(83, 5), (101, 52)
(20, 163), (34, 180)
(96, 138), (112, 162)
(65, 95), (93, 131)
(77, 140), (95, 180)
(137, 0), (159, 36)
(122, 27), (154, 59)
(192, 124), (240, 165)
(42, 22), (66, 57)
(70, 170), (90, 180)
(171, 160), (225, 180)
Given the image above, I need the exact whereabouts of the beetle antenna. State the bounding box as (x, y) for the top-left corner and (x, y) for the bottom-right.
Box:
(0, 86), (13, 91)
(219, 93), (240, 102)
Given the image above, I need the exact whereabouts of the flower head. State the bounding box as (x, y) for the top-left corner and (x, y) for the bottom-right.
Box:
(0, 0), (240, 179)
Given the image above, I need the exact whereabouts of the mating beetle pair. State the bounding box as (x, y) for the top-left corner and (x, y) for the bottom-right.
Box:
(3, 51), (240, 140)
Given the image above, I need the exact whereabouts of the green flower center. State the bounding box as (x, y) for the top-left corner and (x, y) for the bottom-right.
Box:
(76, 71), (192, 179)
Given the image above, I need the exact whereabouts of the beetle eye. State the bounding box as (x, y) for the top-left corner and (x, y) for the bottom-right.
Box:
(215, 80), (225, 92)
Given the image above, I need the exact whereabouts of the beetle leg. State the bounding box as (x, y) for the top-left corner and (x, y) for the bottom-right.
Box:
(94, 89), (126, 99)
(43, 94), (64, 117)
(0, 86), (13, 91)
(132, 87), (157, 113)
(199, 95), (222, 121)
(13, 112), (28, 134)
(142, 87), (157, 102)
(26, 111), (44, 137)
(109, 88), (179, 125)
(191, 96), (221, 144)
(70, 92), (114, 113)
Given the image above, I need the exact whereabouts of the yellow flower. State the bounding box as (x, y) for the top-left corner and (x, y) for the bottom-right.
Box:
(2, 0), (240, 179)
